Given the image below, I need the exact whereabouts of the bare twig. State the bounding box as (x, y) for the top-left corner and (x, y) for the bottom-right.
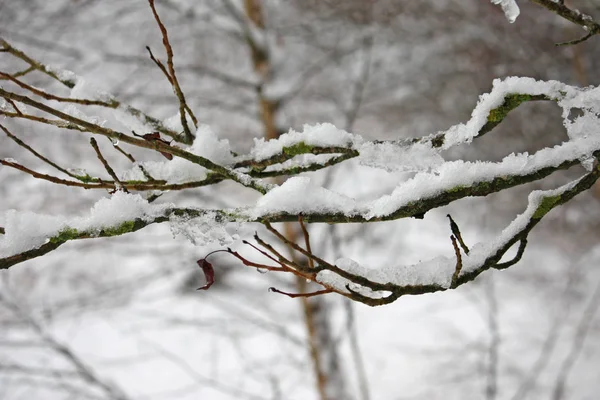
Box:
(298, 216), (315, 269)
(90, 137), (128, 192)
(268, 287), (333, 298)
(109, 138), (136, 163)
(0, 71), (117, 107)
(0, 123), (80, 179)
(0, 37), (188, 143)
(147, 0), (198, 142)
(0, 88), (272, 193)
(450, 236), (463, 287)
(530, 0), (600, 45)
(0, 158), (223, 191)
(447, 214), (470, 255)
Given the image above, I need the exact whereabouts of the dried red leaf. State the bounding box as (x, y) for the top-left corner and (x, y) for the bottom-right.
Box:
(142, 132), (161, 141)
(196, 259), (215, 290)
(139, 132), (173, 160)
(158, 151), (174, 160)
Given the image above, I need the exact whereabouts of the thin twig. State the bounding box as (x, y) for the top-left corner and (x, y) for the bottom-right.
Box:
(253, 233), (306, 273)
(530, 0), (600, 45)
(447, 214), (470, 254)
(0, 88), (272, 194)
(298, 216), (315, 269)
(226, 247), (288, 273)
(242, 239), (283, 266)
(0, 37), (188, 143)
(0, 71), (116, 107)
(0, 158), (223, 191)
(109, 138), (136, 163)
(147, 0), (198, 142)
(145, 46), (172, 84)
(450, 235), (463, 287)
(268, 287), (333, 298)
(264, 222), (333, 271)
(89, 138), (128, 192)
(5, 97), (23, 115)
(0, 123), (79, 179)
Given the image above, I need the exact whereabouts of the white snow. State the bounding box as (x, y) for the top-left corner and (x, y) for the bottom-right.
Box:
(358, 141), (443, 172)
(44, 65), (79, 86)
(248, 123), (354, 161)
(491, 0), (520, 23)
(317, 178), (581, 295)
(121, 125), (235, 184)
(0, 192), (171, 257)
(442, 77), (570, 149)
(251, 176), (359, 218)
(114, 105), (154, 134)
(248, 126), (600, 220)
(61, 104), (107, 126)
(170, 211), (240, 247)
(4, 77), (599, 298)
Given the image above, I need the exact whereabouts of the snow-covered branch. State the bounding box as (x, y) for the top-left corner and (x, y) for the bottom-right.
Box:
(2, 2), (600, 304)
(2, 72), (600, 287)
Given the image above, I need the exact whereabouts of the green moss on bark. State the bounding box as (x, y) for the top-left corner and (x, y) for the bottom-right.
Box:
(487, 94), (533, 122)
(533, 195), (562, 219)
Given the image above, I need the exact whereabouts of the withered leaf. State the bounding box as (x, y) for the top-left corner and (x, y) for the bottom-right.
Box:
(196, 259), (215, 290)
(140, 132), (173, 160)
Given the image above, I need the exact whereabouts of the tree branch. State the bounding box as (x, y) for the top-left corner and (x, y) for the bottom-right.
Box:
(530, 0), (600, 45)
(147, 0), (198, 142)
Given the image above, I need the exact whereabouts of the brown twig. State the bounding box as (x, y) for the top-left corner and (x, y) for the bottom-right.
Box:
(298, 216), (315, 269)
(147, 0), (198, 143)
(4, 97), (23, 115)
(450, 235), (463, 287)
(530, 0), (600, 45)
(109, 138), (136, 163)
(252, 232), (307, 273)
(0, 37), (188, 143)
(0, 123), (79, 179)
(242, 239), (283, 266)
(0, 88), (271, 194)
(226, 247), (288, 272)
(269, 287), (333, 298)
(0, 158), (104, 189)
(90, 138), (128, 192)
(0, 71), (117, 107)
(447, 214), (469, 254)
(145, 46), (172, 84)
(264, 222), (333, 271)
(0, 158), (224, 191)
(0, 110), (90, 131)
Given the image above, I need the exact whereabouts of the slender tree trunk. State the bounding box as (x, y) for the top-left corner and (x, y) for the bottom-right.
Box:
(241, 2), (349, 398)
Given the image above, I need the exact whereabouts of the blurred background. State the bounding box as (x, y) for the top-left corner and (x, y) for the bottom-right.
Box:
(1, 0), (600, 399)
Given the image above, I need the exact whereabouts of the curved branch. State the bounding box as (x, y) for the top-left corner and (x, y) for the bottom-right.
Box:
(530, 0), (600, 45)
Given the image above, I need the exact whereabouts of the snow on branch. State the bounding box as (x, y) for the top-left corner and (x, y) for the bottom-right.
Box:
(491, 1), (600, 45)
(491, 0), (520, 23)
(2, 29), (600, 304)
(0, 38), (191, 144)
(529, 0), (600, 45)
